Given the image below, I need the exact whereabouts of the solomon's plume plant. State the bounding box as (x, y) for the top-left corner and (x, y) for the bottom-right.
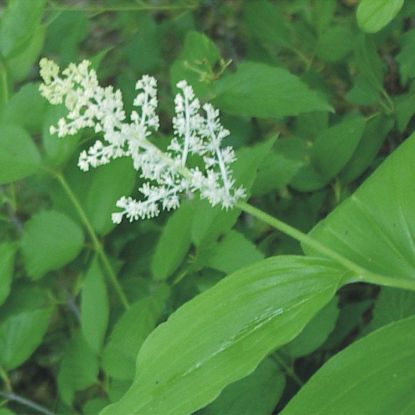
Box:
(39, 58), (246, 223)
(38, 58), (415, 293)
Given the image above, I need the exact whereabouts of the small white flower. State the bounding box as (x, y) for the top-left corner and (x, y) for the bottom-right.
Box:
(39, 59), (245, 223)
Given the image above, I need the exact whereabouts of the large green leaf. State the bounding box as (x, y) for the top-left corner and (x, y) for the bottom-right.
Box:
(151, 201), (194, 281)
(102, 286), (168, 380)
(206, 230), (264, 274)
(356, 0), (404, 34)
(0, 285), (53, 370)
(84, 158), (136, 234)
(306, 133), (415, 283)
(81, 259), (109, 354)
(200, 357), (285, 415)
(292, 115), (365, 191)
(58, 331), (99, 405)
(0, 83), (47, 133)
(100, 256), (344, 415)
(21, 210), (84, 279)
(0, 124), (41, 184)
(0, 0), (46, 57)
(213, 62), (332, 118)
(282, 315), (415, 414)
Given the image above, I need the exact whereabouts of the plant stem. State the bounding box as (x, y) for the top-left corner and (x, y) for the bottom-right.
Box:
(55, 173), (130, 310)
(46, 1), (197, 13)
(0, 367), (11, 393)
(272, 353), (303, 387)
(0, 391), (56, 415)
(238, 201), (415, 292)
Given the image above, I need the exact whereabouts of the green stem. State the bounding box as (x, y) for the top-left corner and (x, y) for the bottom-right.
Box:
(47, 2), (197, 13)
(0, 367), (11, 393)
(55, 173), (130, 310)
(272, 353), (303, 387)
(237, 201), (415, 292)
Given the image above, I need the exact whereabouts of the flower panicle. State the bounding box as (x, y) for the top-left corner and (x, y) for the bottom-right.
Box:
(39, 58), (246, 223)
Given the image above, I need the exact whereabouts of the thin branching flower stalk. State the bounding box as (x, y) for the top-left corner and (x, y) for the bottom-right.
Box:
(39, 59), (245, 223)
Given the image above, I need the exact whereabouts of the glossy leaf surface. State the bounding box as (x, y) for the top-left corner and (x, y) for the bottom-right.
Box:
(100, 256), (343, 415)
(282, 315), (415, 414)
(307, 133), (415, 283)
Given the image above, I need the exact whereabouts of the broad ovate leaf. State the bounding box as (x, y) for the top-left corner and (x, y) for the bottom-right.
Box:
(0, 124), (41, 184)
(213, 62), (332, 118)
(306, 133), (415, 284)
(282, 315), (415, 414)
(356, 0), (404, 34)
(100, 256), (344, 415)
(21, 210), (84, 279)
(0, 285), (53, 370)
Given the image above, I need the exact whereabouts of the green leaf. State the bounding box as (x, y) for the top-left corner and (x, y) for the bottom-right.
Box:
(369, 287), (415, 331)
(125, 14), (162, 74)
(201, 358), (285, 415)
(151, 201), (194, 280)
(316, 25), (354, 63)
(83, 399), (108, 415)
(357, 0), (404, 33)
(340, 115), (394, 184)
(352, 35), (384, 96)
(311, 0), (337, 34)
(0, 285), (53, 370)
(99, 256), (343, 415)
(213, 62), (332, 118)
(0, 0), (46, 57)
(57, 331), (99, 405)
(42, 105), (81, 166)
(395, 88), (415, 132)
(0, 124), (41, 184)
(81, 259), (109, 354)
(53, 158), (136, 235)
(0, 242), (16, 306)
(292, 115), (366, 191)
(102, 287), (168, 380)
(207, 230), (264, 274)
(43, 11), (89, 65)
(21, 210), (84, 280)
(84, 158), (136, 235)
(397, 28), (415, 84)
(0, 83), (47, 133)
(312, 114), (366, 179)
(243, 1), (291, 49)
(192, 138), (275, 246)
(282, 315), (415, 414)
(283, 297), (339, 358)
(170, 31), (220, 97)
(306, 132), (415, 284)
(7, 25), (45, 82)
(252, 147), (303, 196)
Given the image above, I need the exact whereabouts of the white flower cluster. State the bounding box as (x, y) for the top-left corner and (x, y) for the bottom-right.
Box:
(39, 58), (246, 223)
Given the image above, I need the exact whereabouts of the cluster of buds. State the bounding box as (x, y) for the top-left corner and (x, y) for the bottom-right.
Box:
(39, 59), (245, 223)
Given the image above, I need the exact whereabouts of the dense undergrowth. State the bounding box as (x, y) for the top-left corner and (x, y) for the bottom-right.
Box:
(1, 1), (415, 414)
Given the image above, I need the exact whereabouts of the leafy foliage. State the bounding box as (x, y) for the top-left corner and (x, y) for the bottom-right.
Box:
(1, 1), (415, 414)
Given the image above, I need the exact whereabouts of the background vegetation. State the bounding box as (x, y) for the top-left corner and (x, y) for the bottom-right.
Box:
(1, 0), (415, 414)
